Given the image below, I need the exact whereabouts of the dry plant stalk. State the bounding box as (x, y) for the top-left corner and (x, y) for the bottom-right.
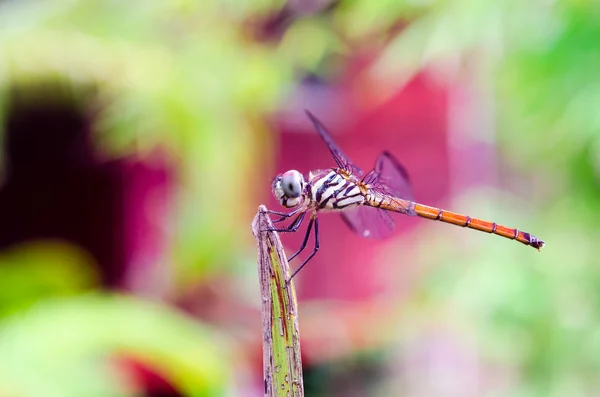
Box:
(252, 205), (304, 397)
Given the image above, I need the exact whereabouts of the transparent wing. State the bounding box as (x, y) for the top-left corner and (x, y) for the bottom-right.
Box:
(341, 205), (396, 239)
(362, 151), (413, 201)
(305, 110), (363, 176)
(340, 151), (414, 239)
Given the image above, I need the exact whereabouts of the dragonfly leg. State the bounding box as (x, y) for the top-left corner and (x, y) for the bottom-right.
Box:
(288, 216), (314, 262)
(272, 209), (303, 224)
(264, 208), (301, 224)
(272, 216), (289, 224)
(267, 211), (306, 233)
(289, 215), (319, 281)
(264, 208), (290, 217)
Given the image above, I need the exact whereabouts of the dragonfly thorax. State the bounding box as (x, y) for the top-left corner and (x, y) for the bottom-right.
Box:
(308, 169), (366, 211)
(272, 169), (307, 208)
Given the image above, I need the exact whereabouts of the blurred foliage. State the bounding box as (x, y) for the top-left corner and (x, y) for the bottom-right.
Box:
(0, 295), (231, 397)
(367, 1), (600, 394)
(0, 1), (286, 395)
(0, 0), (291, 278)
(0, 241), (99, 317)
(333, 2), (600, 392)
(0, 0), (599, 396)
(338, 1), (599, 395)
(363, 0), (600, 202)
(404, 188), (600, 396)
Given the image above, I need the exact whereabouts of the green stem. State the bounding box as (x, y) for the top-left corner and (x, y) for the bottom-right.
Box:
(252, 205), (304, 397)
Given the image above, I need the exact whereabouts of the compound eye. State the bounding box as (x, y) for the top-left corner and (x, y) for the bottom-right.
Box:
(281, 170), (303, 198)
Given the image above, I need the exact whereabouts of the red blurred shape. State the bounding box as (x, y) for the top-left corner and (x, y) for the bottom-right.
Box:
(270, 56), (450, 301)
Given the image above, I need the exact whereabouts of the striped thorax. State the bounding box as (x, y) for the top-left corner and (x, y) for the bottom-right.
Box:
(308, 169), (365, 210)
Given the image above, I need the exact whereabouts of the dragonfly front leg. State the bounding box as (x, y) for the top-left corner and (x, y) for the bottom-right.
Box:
(264, 208), (302, 224)
(289, 215), (319, 281)
(267, 211), (306, 233)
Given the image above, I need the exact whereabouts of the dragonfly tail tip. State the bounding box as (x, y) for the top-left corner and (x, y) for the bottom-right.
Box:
(537, 240), (546, 251)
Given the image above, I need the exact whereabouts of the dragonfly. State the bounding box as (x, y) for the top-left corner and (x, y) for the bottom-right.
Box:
(268, 110), (545, 280)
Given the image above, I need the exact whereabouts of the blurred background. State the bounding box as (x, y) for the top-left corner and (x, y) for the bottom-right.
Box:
(0, 0), (598, 396)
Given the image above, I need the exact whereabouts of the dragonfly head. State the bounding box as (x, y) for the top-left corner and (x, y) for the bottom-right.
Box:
(272, 170), (306, 208)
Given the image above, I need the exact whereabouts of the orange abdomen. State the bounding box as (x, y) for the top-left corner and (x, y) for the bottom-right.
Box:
(369, 194), (545, 250)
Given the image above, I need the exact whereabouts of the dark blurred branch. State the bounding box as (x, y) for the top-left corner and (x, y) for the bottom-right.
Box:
(252, 206), (304, 397)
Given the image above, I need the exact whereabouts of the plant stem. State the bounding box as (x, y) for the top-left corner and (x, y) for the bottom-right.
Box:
(252, 205), (304, 397)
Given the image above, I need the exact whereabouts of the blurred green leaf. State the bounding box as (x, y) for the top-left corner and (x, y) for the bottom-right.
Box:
(0, 0), (291, 277)
(0, 241), (99, 316)
(0, 294), (231, 397)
